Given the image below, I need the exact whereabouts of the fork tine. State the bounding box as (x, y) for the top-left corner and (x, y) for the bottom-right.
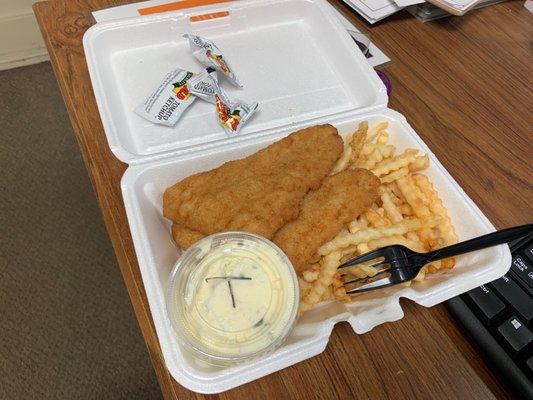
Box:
(345, 276), (396, 294)
(338, 259), (388, 277)
(338, 249), (386, 269)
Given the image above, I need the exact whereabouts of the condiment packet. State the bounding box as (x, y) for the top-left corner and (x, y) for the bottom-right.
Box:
(184, 34), (242, 88)
(187, 68), (258, 134)
(214, 86), (258, 135)
(135, 68), (196, 126)
(186, 68), (219, 103)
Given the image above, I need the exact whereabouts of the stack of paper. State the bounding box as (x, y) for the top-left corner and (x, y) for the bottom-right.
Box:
(438, 0), (480, 12)
(341, 0), (423, 23)
(407, 0), (504, 20)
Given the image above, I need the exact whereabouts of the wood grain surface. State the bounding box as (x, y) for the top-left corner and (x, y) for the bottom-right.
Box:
(33, 0), (533, 398)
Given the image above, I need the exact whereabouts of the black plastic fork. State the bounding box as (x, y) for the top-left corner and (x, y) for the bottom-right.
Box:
(338, 224), (533, 295)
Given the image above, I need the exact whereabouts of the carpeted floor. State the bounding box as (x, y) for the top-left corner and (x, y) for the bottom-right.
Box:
(0, 62), (162, 400)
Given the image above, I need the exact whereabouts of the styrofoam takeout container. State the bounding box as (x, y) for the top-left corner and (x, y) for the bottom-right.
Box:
(83, 0), (511, 393)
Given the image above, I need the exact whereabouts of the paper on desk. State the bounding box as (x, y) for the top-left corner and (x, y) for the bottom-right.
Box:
(439, 0), (480, 10)
(91, 0), (390, 67)
(394, 0), (424, 7)
(341, 0), (402, 23)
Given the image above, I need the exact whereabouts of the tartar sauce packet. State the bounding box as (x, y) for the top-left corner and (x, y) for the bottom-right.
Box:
(183, 34), (242, 88)
(186, 68), (219, 103)
(135, 68), (196, 126)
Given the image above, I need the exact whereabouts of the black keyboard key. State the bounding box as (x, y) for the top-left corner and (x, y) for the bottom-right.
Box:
(465, 285), (506, 325)
(497, 316), (533, 355)
(512, 255), (533, 289)
(525, 244), (533, 263)
(491, 275), (533, 326)
(527, 355), (533, 376)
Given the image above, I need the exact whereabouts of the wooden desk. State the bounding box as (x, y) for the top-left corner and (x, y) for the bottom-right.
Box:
(33, 1), (532, 398)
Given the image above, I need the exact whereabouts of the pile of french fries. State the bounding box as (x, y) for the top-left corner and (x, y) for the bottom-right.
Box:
(299, 121), (458, 313)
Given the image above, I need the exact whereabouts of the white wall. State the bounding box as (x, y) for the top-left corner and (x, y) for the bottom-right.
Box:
(0, 0), (36, 15)
(0, 0), (48, 70)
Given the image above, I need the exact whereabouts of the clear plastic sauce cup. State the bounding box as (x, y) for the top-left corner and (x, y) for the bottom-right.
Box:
(166, 232), (299, 365)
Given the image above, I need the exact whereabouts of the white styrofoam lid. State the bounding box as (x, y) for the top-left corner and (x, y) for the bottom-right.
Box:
(83, 0), (388, 163)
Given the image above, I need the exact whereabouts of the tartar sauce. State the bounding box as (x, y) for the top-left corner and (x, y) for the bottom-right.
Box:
(167, 232), (299, 363)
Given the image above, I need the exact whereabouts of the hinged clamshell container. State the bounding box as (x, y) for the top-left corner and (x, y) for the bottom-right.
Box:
(83, 0), (510, 393)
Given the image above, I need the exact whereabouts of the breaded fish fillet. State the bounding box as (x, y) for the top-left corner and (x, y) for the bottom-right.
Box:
(273, 168), (380, 272)
(163, 124), (343, 242)
(171, 223), (205, 250)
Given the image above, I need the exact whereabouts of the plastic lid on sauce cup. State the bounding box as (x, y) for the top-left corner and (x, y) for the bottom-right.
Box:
(166, 232), (299, 365)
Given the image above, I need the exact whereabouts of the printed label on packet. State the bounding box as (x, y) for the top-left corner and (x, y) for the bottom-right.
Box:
(186, 68), (219, 103)
(213, 86), (258, 135)
(183, 34), (242, 88)
(134, 68), (196, 126)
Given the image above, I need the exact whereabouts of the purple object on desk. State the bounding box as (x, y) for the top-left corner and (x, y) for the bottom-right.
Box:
(375, 69), (392, 96)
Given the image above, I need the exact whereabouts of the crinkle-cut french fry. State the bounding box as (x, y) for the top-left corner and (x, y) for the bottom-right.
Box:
(340, 245), (359, 259)
(349, 121), (368, 163)
(413, 266), (427, 282)
(378, 144), (395, 159)
(366, 234), (426, 253)
(405, 231), (420, 242)
(330, 139), (353, 175)
(413, 174), (458, 246)
(364, 208), (391, 228)
(347, 264), (380, 279)
(381, 190), (403, 224)
(371, 149), (419, 177)
(365, 121), (389, 143)
(318, 216), (440, 255)
(332, 273), (351, 302)
(334, 286), (351, 302)
(331, 123), (369, 174)
(302, 269), (319, 282)
(441, 258), (456, 269)
(300, 251), (342, 313)
(357, 243), (370, 255)
(380, 166), (410, 184)
(320, 285), (335, 301)
(389, 191), (404, 207)
(298, 277), (312, 294)
(348, 214), (369, 233)
(406, 230), (430, 252)
(361, 143), (395, 158)
(400, 204), (413, 216)
(416, 227), (434, 250)
(388, 181), (403, 200)
(409, 155), (430, 172)
(361, 145), (376, 156)
(356, 148), (384, 170)
(377, 131), (389, 144)
(396, 175), (432, 218)
(426, 261), (442, 273)
(348, 220), (359, 233)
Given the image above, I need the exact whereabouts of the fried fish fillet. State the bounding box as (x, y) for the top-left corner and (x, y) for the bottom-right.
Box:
(171, 223), (205, 250)
(273, 168), (380, 272)
(163, 124), (343, 243)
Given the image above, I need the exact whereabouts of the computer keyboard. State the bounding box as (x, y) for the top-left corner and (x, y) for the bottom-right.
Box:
(446, 236), (533, 399)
